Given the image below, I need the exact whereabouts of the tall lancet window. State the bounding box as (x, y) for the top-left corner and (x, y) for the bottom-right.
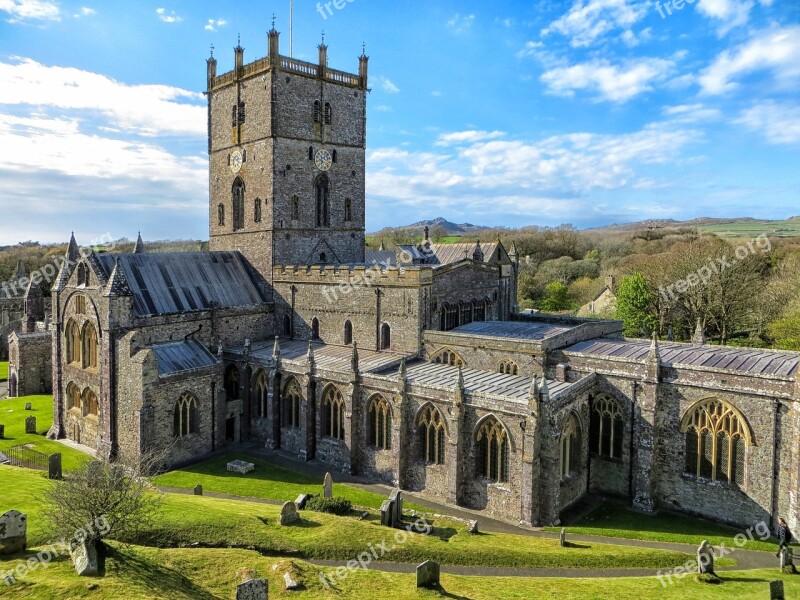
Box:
(315, 174), (330, 227)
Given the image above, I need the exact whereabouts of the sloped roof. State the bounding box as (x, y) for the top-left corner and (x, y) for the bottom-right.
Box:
(95, 252), (266, 317)
(396, 241), (502, 266)
(152, 340), (218, 376)
(448, 320), (575, 341)
(566, 338), (800, 377)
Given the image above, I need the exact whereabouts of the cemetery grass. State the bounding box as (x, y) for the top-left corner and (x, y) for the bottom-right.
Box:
(0, 544), (795, 600)
(2, 466), (694, 570)
(0, 361), (7, 381)
(0, 395), (90, 471)
(152, 452), (428, 512)
(548, 500), (776, 553)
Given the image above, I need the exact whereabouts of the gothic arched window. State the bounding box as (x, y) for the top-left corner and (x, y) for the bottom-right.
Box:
(66, 382), (81, 411)
(476, 416), (509, 482)
(65, 319), (81, 365)
(232, 178), (245, 231)
(81, 321), (98, 370)
(76, 263), (89, 287)
(417, 404), (446, 465)
(254, 197), (262, 223)
(174, 392), (199, 437)
(560, 413), (581, 479)
(311, 318), (320, 340)
(380, 323), (391, 350)
(315, 174), (330, 227)
(368, 395), (392, 450)
(82, 387), (98, 417)
(322, 385), (345, 440)
(253, 370), (268, 418)
(431, 348), (465, 368)
(324, 102), (332, 125)
(292, 195), (300, 220)
(498, 360), (518, 375)
(313, 101), (321, 123)
(224, 365), (241, 400)
(343, 320), (353, 345)
(283, 314), (292, 337)
(589, 395), (624, 459)
(344, 198), (352, 222)
(682, 398), (751, 486)
(282, 378), (302, 428)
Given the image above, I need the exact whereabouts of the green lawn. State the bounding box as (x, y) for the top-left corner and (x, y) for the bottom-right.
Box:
(0, 361), (8, 382)
(152, 452), (427, 512)
(549, 500), (778, 553)
(0, 395), (91, 472)
(697, 218), (800, 241)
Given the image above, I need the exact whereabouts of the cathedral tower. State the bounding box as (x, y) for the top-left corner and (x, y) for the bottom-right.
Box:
(207, 27), (368, 280)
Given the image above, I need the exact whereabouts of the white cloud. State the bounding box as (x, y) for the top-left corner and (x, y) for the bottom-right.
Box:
(698, 26), (800, 94)
(737, 101), (800, 144)
(0, 0), (60, 22)
(446, 13), (475, 33)
(156, 7), (181, 23)
(541, 57), (674, 102)
(541, 0), (647, 48)
(696, 0), (754, 35)
(516, 40), (545, 58)
(377, 76), (400, 94)
(0, 58), (206, 137)
(204, 18), (227, 32)
(662, 103), (722, 123)
(73, 6), (94, 18)
(436, 130), (506, 146)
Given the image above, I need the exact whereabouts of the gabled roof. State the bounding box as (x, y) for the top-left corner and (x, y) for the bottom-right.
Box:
(151, 340), (218, 376)
(94, 251), (266, 317)
(396, 241), (506, 267)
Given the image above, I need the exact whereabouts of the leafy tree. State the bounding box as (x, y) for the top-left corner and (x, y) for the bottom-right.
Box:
(768, 302), (800, 350)
(615, 273), (657, 337)
(540, 282), (571, 312)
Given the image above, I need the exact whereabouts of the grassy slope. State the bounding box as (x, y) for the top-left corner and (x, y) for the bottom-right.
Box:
(0, 395), (90, 471)
(548, 501), (777, 553)
(152, 453), (426, 512)
(0, 362), (7, 381)
(696, 218), (800, 240)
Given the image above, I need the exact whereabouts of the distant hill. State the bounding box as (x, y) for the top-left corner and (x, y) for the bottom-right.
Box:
(370, 217), (491, 237)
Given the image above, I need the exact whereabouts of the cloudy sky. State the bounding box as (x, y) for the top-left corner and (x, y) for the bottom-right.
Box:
(0, 0), (798, 244)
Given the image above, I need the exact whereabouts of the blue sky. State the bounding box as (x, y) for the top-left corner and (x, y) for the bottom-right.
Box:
(0, 0), (798, 244)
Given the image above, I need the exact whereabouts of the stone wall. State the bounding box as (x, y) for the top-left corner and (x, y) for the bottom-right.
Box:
(7, 331), (52, 397)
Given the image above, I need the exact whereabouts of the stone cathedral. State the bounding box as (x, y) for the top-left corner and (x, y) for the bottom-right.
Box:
(9, 27), (800, 531)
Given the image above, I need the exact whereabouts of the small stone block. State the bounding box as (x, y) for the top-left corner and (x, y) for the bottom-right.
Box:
(416, 560), (440, 588)
(48, 453), (62, 480)
(24, 403), (31, 410)
(71, 541), (99, 576)
(194, 484), (203, 496)
(770, 580), (784, 600)
(236, 578), (268, 600)
(468, 520), (479, 534)
(25, 416), (36, 434)
(227, 460), (255, 474)
(284, 571), (299, 590)
(280, 501), (300, 526)
(323, 472), (333, 499)
(380, 499), (395, 527)
(559, 528), (566, 547)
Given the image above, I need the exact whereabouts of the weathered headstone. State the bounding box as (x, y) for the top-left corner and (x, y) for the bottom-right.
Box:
(468, 520), (479, 534)
(416, 560), (440, 588)
(780, 547), (797, 573)
(70, 540), (99, 576)
(24, 402), (31, 411)
(48, 453), (62, 480)
(194, 484), (203, 496)
(323, 472), (333, 499)
(559, 528), (566, 547)
(0, 424), (4, 439)
(294, 493), (311, 509)
(284, 571), (299, 590)
(0, 510), (27, 555)
(697, 540), (715, 574)
(236, 578), (268, 600)
(389, 488), (403, 525)
(381, 499), (395, 527)
(298, 449), (307, 461)
(25, 416), (36, 434)
(280, 501), (300, 526)
(227, 460), (255, 474)
(770, 579), (785, 600)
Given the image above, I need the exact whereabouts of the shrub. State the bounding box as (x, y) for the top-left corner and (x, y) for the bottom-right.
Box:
(305, 496), (352, 515)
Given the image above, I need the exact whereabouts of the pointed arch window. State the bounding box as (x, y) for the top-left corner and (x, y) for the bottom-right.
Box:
(66, 382), (81, 411)
(76, 263), (89, 287)
(254, 197), (262, 223)
(368, 395), (392, 450)
(232, 178), (245, 231)
(174, 392), (199, 437)
(589, 395), (624, 459)
(343, 320), (353, 345)
(282, 378), (302, 428)
(476, 417), (509, 482)
(224, 365), (241, 400)
(291, 195), (300, 220)
(498, 360), (518, 375)
(81, 321), (98, 370)
(431, 348), (465, 368)
(324, 102), (332, 125)
(82, 387), (98, 417)
(344, 198), (352, 222)
(560, 413), (581, 479)
(380, 323), (391, 350)
(322, 386), (345, 440)
(682, 398), (752, 486)
(313, 101), (321, 123)
(417, 404), (446, 465)
(311, 317), (320, 340)
(65, 319), (81, 365)
(218, 203), (225, 226)
(283, 314), (292, 337)
(253, 370), (268, 418)
(315, 174), (330, 227)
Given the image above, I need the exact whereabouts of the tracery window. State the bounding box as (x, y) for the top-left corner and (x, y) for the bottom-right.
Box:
(431, 348), (465, 368)
(368, 395), (391, 450)
(322, 386), (345, 440)
(560, 413), (581, 479)
(253, 370), (268, 418)
(476, 417), (509, 482)
(417, 404), (446, 465)
(498, 360), (518, 375)
(173, 392), (198, 437)
(82, 388), (98, 417)
(81, 322), (98, 369)
(282, 378), (302, 428)
(589, 395), (624, 459)
(65, 319), (81, 365)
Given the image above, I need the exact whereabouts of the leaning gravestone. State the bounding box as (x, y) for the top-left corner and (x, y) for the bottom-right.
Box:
(48, 453), (62, 480)
(697, 540), (715, 574)
(236, 578), (268, 600)
(323, 472), (333, 499)
(280, 501), (300, 525)
(416, 560), (440, 588)
(71, 540), (99, 576)
(770, 580), (785, 600)
(381, 499), (395, 527)
(389, 488), (403, 525)
(468, 520), (479, 534)
(227, 460), (255, 474)
(294, 493), (311, 509)
(25, 416), (36, 434)
(24, 403), (31, 411)
(194, 484), (203, 496)
(0, 510), (27, 555)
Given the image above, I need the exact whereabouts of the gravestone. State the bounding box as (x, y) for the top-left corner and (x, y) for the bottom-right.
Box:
(236, 578), (268, 600)
(227, 460), (255, 474)
(0, 424), (4, 439)
(416, 560), (440, 588)
(70, 540), (99, 576)
(323, 472), (333, 499)
(25, 416), (36, 434)
(48, 453), (62, 480)
(468, 520), (479, 534)
(389, 488), (403, 525)
(770, 580), (785, 600)
(0, 509), (27, 555)
(280, 501), (300, 526)
(780, 547), (797, 573)
(284, 571), (299, 590)
(381, 499), (395, 527)
(697, 540), (715, 574)
(298, 449), (307, 461)
(24, 402), (31, 410)
(559, 528), (566, 547)
(194, 484), (203, 496)
(294, 494), (311, 509)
